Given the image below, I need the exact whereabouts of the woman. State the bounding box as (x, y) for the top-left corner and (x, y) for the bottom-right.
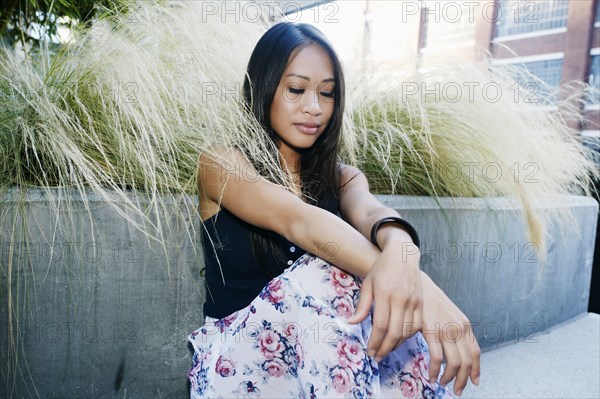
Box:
(188, 22), (480, 398)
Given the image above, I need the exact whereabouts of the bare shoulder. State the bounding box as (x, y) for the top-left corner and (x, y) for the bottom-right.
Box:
(197, 144), (251, 185)
(196, 145), (249, 221)
(337, 162), (368, 194)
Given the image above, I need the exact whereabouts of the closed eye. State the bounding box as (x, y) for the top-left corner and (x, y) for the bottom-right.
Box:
(288, 88), (334, 98)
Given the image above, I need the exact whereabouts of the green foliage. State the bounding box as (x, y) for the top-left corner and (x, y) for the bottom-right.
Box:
(0, 0), (132, 51)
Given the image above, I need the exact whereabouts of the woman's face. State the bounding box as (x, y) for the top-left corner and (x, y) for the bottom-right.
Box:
(269, 43), (335, 155)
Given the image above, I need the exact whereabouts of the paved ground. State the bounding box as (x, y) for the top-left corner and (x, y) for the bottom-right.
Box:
(446, 313), (600, 399)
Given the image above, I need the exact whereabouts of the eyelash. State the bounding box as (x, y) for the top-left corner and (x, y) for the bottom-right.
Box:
(288, 88), (334, 98)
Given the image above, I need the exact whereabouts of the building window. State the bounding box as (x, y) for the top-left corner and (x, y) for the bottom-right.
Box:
(588, 54), (600, 105)
(495, 0), (569, 38)
(495, 57), (564, 105)
(523, 58), (563, 87)
(420, 2), (475, 51)
(521, 58), (563, 104)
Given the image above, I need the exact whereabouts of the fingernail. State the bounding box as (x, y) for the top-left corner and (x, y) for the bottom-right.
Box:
(374, 356), (382, 363)
(456, 389), (463, 396)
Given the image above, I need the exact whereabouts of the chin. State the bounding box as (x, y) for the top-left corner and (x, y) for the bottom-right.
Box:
(296, 137), (320, 150)
(290, 142), (314, 153)
(279, 135), (319, 152)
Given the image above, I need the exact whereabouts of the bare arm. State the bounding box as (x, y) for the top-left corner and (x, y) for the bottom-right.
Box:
(200, 148), (422, 363)
(198, 147), (382, 279)
(331, 164), (424, 362)
(337, 163), (420, 255)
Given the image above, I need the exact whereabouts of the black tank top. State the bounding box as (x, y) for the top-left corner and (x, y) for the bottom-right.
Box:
(201, 192), (340, 319)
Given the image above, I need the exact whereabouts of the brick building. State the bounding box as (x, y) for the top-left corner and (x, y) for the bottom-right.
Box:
(288, 0), (599, 138)
(417, 0), (599, 136)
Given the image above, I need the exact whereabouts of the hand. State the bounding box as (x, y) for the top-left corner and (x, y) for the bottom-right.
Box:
(347, 246), (423, 362)
(419, 271), (481, 396)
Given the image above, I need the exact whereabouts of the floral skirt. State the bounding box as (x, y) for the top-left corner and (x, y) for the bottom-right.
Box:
(187, 253), (452, 398)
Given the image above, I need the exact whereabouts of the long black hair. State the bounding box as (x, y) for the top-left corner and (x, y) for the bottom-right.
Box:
(240, 22), (347, 278)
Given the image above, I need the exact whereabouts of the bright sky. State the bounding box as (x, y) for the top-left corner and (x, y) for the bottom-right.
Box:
(282, 1), (422, 74)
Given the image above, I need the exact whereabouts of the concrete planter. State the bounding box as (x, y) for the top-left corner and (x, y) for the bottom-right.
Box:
(0, 188), (204, 399)
(1, 188), (597, 398)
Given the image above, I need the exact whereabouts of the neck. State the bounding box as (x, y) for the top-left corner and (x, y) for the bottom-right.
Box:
(278, 148), (302, 197)
(278, 145), (301, 174)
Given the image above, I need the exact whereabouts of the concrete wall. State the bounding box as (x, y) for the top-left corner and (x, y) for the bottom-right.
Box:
(0, 188), (597, 398)
(0, 188), (205, 399)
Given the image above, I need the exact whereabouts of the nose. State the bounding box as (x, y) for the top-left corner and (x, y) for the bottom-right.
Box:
(301, 87), (322, 115)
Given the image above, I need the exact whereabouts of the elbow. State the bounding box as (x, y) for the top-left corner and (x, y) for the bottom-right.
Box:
(283, 198), (313, 245)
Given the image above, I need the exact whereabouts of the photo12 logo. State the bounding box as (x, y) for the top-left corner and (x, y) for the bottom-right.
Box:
(398, 1), (543, 24)
(199, 1), (340, 23)
(401, 81), (545, 105)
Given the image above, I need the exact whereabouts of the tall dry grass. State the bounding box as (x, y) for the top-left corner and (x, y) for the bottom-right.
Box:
(347, 57), (599, 260)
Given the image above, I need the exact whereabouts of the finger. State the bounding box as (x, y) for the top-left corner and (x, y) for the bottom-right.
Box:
(423, 325), (443, 384)
(389, 297), (421, 353)
(367, 298), (390, 359)
(438, 330), (460, 387)
(389, 314), (420, 353)
(452, 327), (473, 396)
(413, 306), (423, 336)
(374, 304), (405, 362)
(469, 333), (481, 386)
(347, 274), (373, 324)
(458, 319), (481, 386)
(401, 308), (417, 341)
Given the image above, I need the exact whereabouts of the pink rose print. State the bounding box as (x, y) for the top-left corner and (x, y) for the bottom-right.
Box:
(410, 354), (430, 381)
(399, 372), (423, 398)
(264, 358), (287, 377)
(215, 311), (239, 332)
(222, 312), (238, 326)
(188, 353), (203, 392)
(330, 269), (356, 296)
(267, 279), (285, 303)
(332, 295), (355, 319)
(331, 367), (352, 393)
(259, 329), (284, 360)
(336, 338), (364, 371)
(283, 322), (300, 343)
(215, 355), (236, 377)
(295, 342), (305, 368)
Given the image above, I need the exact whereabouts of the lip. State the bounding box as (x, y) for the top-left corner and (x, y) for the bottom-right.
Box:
(294, 122), (321, 135)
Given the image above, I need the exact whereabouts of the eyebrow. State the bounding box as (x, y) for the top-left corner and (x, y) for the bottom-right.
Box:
(284, 73), (335, 83)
